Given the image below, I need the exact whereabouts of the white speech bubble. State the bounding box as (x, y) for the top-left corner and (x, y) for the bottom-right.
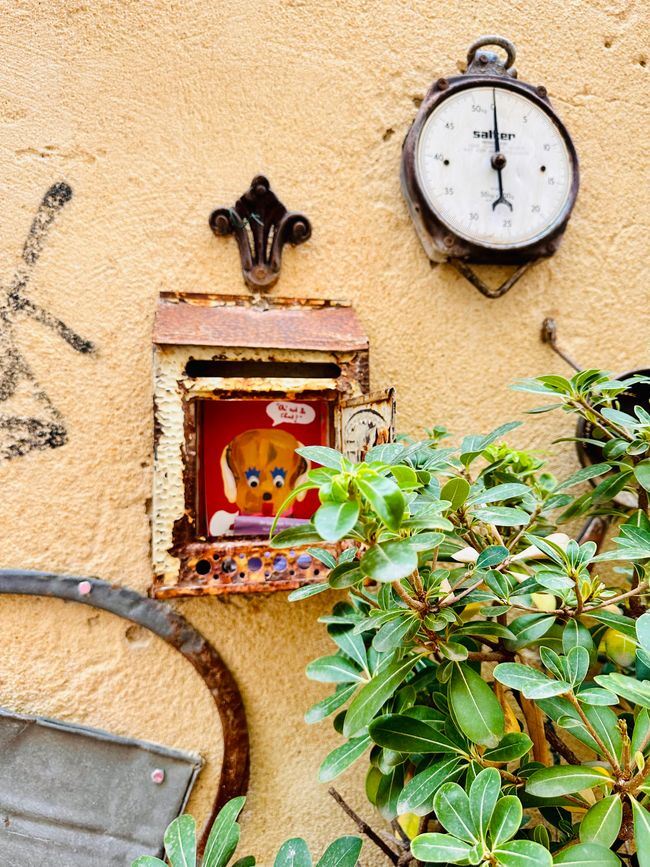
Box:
(266, 401), (316, 427)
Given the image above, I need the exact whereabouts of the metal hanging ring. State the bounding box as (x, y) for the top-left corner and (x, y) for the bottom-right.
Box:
(467, 35), (516, 69)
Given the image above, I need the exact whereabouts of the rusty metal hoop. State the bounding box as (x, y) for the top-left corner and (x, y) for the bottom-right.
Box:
(466, 35), (516, 69)
(0, 570), (249, 855)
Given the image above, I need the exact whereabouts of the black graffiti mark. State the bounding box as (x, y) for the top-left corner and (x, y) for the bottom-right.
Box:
(0, 182), (95, 461)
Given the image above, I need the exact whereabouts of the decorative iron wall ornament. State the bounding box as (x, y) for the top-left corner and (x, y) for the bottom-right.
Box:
(0, 569), (249, 857)
(401, 36), (579, 298)
(209, 176), (311, 291)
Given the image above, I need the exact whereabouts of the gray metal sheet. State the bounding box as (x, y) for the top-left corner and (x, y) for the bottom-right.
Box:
(0, 709), (202, 866)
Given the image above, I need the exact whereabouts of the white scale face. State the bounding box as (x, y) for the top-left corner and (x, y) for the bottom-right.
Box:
(416, 84), (573, 248)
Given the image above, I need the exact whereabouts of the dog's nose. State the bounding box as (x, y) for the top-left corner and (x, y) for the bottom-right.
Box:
(262, 492), (272, 501)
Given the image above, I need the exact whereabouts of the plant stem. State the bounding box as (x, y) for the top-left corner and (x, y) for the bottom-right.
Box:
(567, 692), (622, 775)
(392, 579), (427, 614)
(411, 569), (425, 600)
(584, 582), (648, 612)
(328, 788), (400, 864)
(439, 577), (484, 609)
(544, 720), (580, 765)
(467, 650), (511, 662)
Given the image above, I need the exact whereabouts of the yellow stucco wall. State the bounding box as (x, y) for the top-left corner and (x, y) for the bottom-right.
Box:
(0, 0), (648, 862)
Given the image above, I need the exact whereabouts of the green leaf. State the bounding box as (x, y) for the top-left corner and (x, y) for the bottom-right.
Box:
(525, 765), (613, 797)
(232, 858), (256, 867)
(273, 838), (313, 867)
(634, 461), (650, 492)
(563, 620), (596, 658)
(397, 756), (464, 813)
(306, 655), (364, 684)
(477, 545), (510, 569)
(288, 583), (330, 602)
(595, 673), (650, 709)
(376, 764), (404, 820)
(586, 611), (637, 639)
(132, 859), (167, 867)
(579, 795), (622, 848)
(297, 446), (344, 470)
(360, 541), (417, 583)
(469, 767), (501, 839)
(483, 733), (533, 763)
(307, 548), (337, 569)
(390, 465), (419, 489)
(164, 815), (197, 867)
(472, 506), (530, 527)
(555, 463), (612, 492)
(630, 797), (650, 867)
(434, 783), (478, 842)
(203, 796), (246, 867)
(455, 622), (516, 641)
(343, 656), (420, 737)
(410, 833), (472, 864)
(271, 524), (324, 548)
(493, 839), (552, 866)
(449, 663), (504, 748)
(318, 735), (372, 782)
(565, 646), (590, 687)
(575, 688), (617, 706)
(328, 563), (363, 590)
(314, 501), (360, 541)
(493, 663), (570, 699)
(637, 612), (650, 656)
(305, 684), (357, 724)
(372, 616), (417, 653)
(468, 483), (531, 505)
(369, 713), (459, 754)
(441, 477), (471, 510)
(328, 625), (367, 672)
(632, 708), (650, 755)
(406, 531), (444, 552)
(355, 473), (405, 531)
(315, 837), (362, 867)
(489, 795), (522, 847)
(507, 614), (557, 648)
(552, 841), (621, 865)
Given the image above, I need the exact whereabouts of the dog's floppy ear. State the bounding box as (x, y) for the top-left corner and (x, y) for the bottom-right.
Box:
(221, 443), (238, 503)
(293, 442), (310, 502)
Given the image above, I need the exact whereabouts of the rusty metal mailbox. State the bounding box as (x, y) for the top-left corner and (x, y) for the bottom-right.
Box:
(152, 292), (394, 597)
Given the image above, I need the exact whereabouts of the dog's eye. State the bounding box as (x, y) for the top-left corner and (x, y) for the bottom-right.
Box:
(245, 467), (260, 488)
(273, 476), (285, 488)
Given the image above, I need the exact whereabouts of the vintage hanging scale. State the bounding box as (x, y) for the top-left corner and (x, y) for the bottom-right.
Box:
(401, 36), (579, 298)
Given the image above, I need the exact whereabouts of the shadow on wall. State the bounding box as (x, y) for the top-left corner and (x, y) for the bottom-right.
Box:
(0, 182), (95, 462)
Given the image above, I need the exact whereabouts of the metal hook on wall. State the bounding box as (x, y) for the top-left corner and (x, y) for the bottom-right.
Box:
(540, 317), (582, 372)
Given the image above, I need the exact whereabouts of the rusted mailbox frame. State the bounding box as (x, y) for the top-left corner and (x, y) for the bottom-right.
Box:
(152, 292), (392, 598)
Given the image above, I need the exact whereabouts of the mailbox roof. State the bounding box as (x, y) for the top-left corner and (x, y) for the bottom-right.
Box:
(153, 293), (368, 352)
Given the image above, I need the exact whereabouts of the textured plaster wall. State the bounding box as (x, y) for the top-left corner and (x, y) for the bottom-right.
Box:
(0, 0), (648, 862)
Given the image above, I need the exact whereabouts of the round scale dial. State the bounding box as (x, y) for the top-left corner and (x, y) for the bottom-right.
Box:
(415, 84), (574, 249)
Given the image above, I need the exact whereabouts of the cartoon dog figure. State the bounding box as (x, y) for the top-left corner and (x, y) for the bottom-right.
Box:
(209, 428), (309, 535)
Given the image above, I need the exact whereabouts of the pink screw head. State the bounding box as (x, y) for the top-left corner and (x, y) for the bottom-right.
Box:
(78, 581), (92, 596)
(151, 769), (165, 784)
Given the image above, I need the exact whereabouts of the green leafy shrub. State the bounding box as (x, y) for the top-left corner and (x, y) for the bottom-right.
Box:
(273, 369), (650, 865)
(132, 796), (362, 867)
